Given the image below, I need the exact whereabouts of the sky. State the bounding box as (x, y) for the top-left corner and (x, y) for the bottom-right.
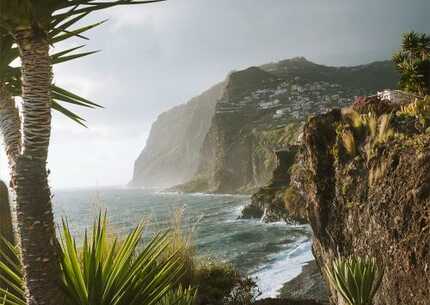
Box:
(2, 0), (429, 189)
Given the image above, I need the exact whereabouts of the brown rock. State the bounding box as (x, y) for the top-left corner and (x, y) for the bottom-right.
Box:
(302, 105), (430, 305)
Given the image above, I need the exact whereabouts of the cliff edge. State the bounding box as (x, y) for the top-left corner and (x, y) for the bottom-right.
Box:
(302, 96), (430, 305)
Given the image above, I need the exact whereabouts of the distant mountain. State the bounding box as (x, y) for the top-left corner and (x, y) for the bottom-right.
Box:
(130, 82), (224, 188)
(131, 57), (399, 192)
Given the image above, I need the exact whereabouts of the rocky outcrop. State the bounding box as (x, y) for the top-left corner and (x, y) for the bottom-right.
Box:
(302, 96), (430, 305)
(241, 147), (307, 223)
(130, 83), (224, 188)
(176, 58), (399, 194)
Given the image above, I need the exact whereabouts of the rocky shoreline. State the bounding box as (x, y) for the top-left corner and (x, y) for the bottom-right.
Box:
(278, 261), (328, 303)
(255, 298), (326, 305)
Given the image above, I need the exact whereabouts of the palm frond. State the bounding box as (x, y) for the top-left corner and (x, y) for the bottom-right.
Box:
(53, 0), (166, 20)
(0, 214), (191, 305)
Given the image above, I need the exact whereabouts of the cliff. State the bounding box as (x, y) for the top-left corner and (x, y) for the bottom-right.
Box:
(132, 58), (398, 192)
(175, 58), (399, 194)
(130, 83), (224, 188)
(302, 96), (430, 305)
(241, 147), (307, 223)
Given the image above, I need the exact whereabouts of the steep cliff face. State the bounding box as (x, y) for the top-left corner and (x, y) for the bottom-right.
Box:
(241, 147), (307, 223)
(132, 57), (398, 192)
(178, 58), (399, 194)
(130, 83), (224, 188)
(302, 97), (430, 305)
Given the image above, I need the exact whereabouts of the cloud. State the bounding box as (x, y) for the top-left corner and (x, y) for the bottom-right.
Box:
(3, 0), (428, 188)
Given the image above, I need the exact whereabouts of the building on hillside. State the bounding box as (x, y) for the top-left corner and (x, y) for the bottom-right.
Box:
(377, 89), (419, 104)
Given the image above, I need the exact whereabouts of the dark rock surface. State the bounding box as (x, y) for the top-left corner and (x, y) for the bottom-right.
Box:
(179, 59), (399, 194)
(302, 99), (430, 305)
(279, 261), (328, 304)
(241, 147), (307, 223)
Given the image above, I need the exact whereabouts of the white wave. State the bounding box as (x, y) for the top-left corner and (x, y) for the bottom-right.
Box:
(251, 240), (314, 299)
(154, 190), (181, 195)
(187, 192), (250, 198)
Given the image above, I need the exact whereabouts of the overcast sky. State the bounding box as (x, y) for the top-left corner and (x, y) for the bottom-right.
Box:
(3, 0), (429, 189)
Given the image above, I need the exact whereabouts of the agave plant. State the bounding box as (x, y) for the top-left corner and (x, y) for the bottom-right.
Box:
(324, 256), (384, 305)
(0, 214), (195, 305)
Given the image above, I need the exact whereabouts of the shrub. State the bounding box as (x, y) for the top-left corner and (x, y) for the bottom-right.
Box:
(161, 209), (260, 305)
(397, 96), (430, 129)
(283, 187), (305, 221)
(162, 209), (197, 289)
(159, 286), (197, 305)
(324, 256), (383, 305)
(191, 260), (260, 305)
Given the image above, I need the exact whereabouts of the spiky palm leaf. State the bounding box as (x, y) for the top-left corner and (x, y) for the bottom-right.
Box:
(0, 21), (103, 126)
(324, 256), (383, 305)
(0, 214), (190, 305)
(0, 0), (166, 32)
(0, 1), (165, 125)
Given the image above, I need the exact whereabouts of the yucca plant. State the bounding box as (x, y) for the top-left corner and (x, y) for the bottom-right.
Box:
(0, 214), (195, 305)
(324, 256), (384, 305)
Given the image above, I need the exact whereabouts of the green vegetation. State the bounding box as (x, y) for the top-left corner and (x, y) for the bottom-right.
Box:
(0, 213), (196, 305)
(0, 2), (165, 304)
(283, 187), (305, 221)
(393, 32), (430, 95)
(160, 210), (260, 305)
(339, 111), (394, 162)
(325, 256), (383, 305)
(396, 96), (430, 129)
(159, 286), (197, 305)
(191, 260), (259, 305)
(0, 210), (259, 305)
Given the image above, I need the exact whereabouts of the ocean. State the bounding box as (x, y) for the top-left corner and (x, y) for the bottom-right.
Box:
(52, 187), (313, 298)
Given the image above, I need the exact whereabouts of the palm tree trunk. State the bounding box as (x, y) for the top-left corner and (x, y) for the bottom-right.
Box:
(0, 84), (19, 245)
(14, 29), (63, 305)
(0, 83), (21, 182)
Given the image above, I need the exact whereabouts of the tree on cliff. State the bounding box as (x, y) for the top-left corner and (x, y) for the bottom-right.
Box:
(0, 1), (163, 304)
(393, 31), (430, 96)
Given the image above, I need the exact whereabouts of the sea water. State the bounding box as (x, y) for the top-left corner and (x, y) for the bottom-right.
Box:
(52, 187), (313, 298)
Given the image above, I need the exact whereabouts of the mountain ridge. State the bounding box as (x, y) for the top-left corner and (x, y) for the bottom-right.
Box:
(131, 57), (399, 192)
